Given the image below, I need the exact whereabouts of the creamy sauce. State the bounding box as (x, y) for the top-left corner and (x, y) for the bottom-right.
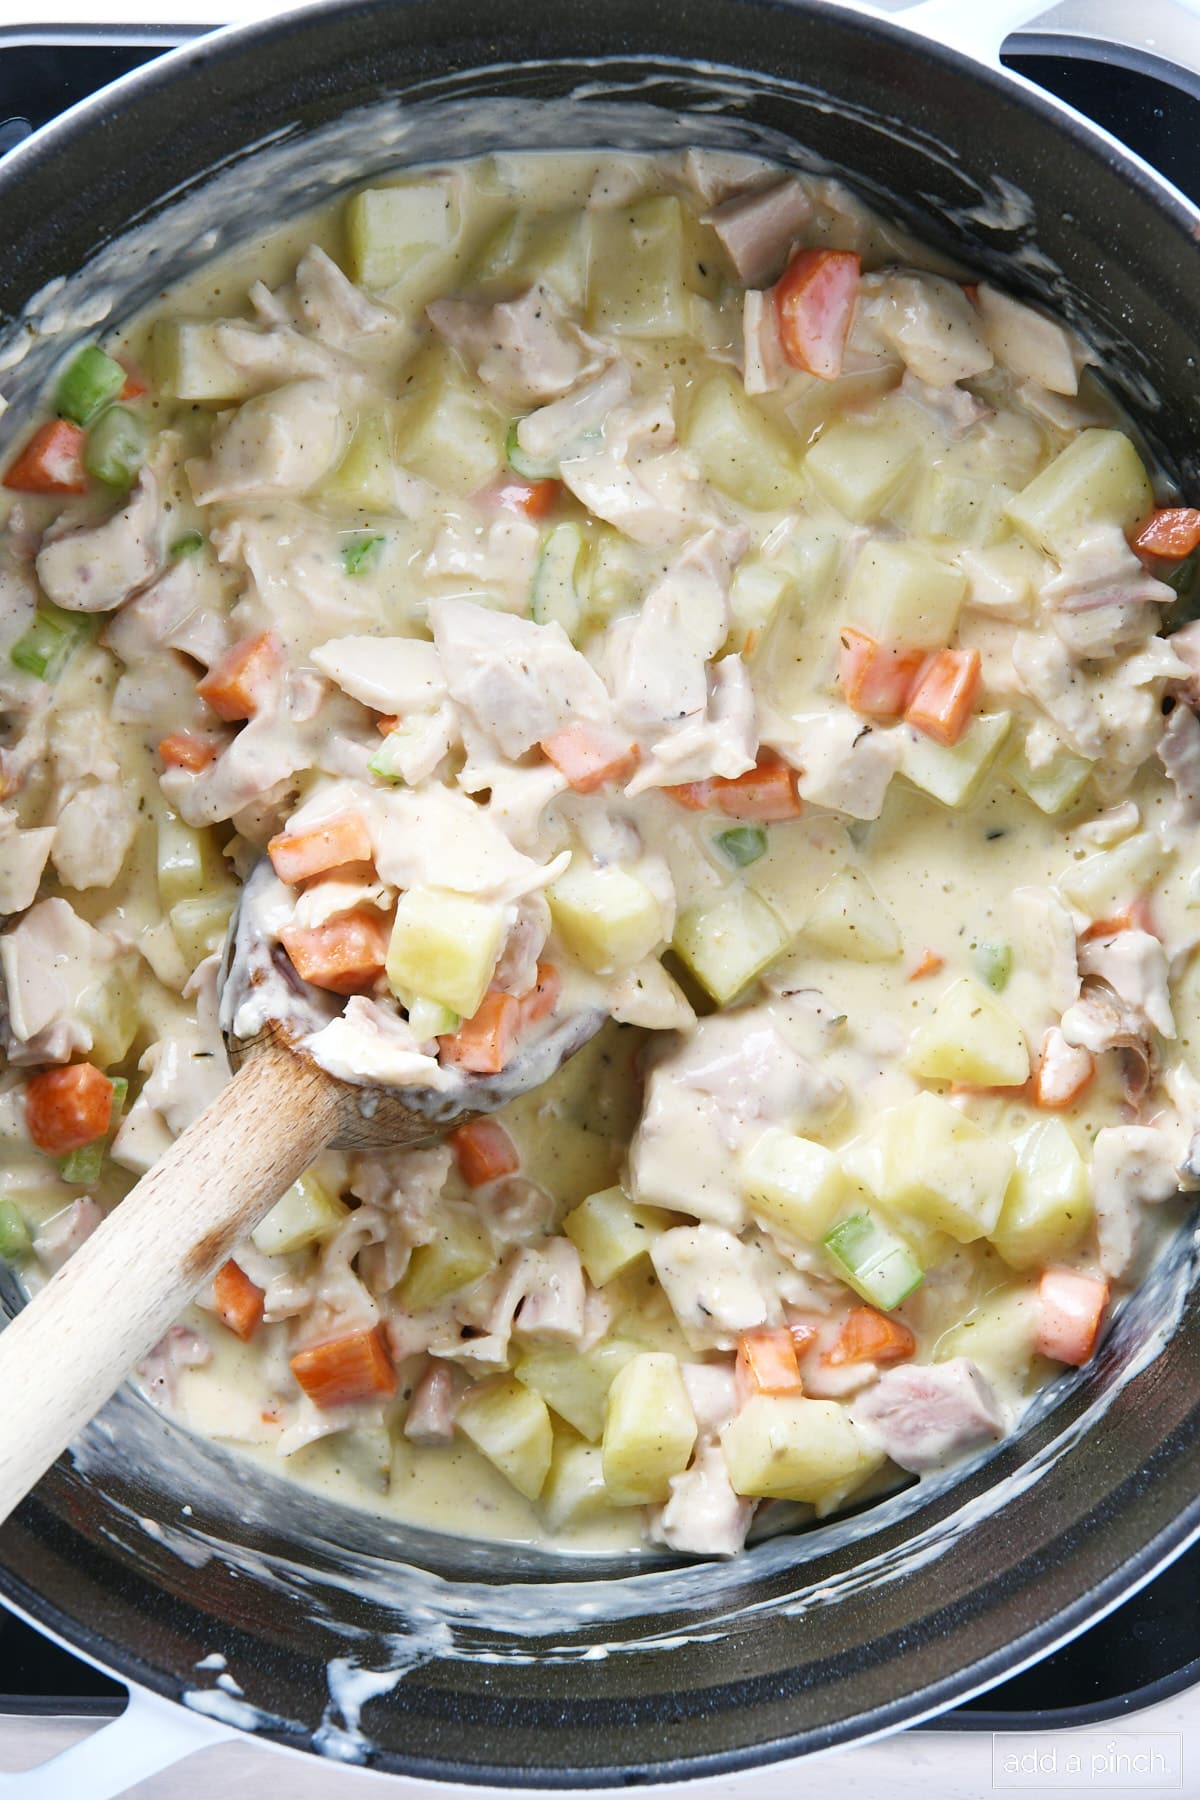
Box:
(2, 147), (1199, 1559)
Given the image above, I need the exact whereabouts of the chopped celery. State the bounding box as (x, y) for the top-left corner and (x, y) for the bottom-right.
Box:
(506, 418), (559, 481)
(342, 533), (385, 575)
(170, 529), (204, 558)
(84, 405), (147, 490)
(531, 522), (584, 637)
(60, 1076), (126, 1184)
(973, 941), (1012, 993)
(407, 996), (459, 1040)
(715, 825), (768, 868)
(367, 734), (407, 783)
(57, 344), (126, 426)
(0, 1201), (32, 1263)
(10, 603), (92, 682)
(823, 1210), (924, 1310)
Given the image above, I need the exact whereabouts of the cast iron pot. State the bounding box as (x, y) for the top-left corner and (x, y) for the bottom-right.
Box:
(2, 0), (1200, 1786)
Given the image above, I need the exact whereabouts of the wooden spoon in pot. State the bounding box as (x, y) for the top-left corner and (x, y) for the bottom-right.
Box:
(0, 861), (603, 1526)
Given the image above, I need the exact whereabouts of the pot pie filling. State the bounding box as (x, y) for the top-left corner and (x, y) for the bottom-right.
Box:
(2, 149), (1199, 1554)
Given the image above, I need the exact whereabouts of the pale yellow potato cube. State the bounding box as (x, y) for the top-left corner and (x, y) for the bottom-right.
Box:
(385, 887), (506, 1019)
(874, 1091), (1015, 1244)
(721, 1396), (883, 1503)
(804, 417), (919, 521)
(398, 1202), (496, 1309)
(547, 861), (663, 974)
(601, 1352), (697, 1506)
(252, 1172), (349, 1256)
(672, 887), (790, 1004)
(681, 372), (804, 511)
(1006, 737), (1092, 816)
(150, 318), (259, 404)
(515, 1340), (639, 1442)
(936, 1284), (1040, 1393)
(1005, 428), (1153, 555)
(589, 195), (720, 338)
(845, 539), (967, 648)
(324, 413), (398, 513)
(346, 181), (459, 289)
(541, 1439), (610, 1530)
(563, 1186), (671, 1286)
(740, 1129), (854, 1244)
(170, 891), (236, 972)
(909, 469), (1012, 549)
(990, 1119), (1092, 1270)
(899, 712), (1012, 810)
(801, 868), (901, 962)
(157, 811), (225, 909)
(457, 1377), (553, 1502)
(906, 976), (1030, 1089)
(1057, 830), (1165, 920)
(392, 348), (503, 496)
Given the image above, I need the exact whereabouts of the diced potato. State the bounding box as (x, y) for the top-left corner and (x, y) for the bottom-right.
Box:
(150, 319), (258, 404)
(801, 868), (901, 962)
(346, 180), (459, 290)
(838, 1129), (952, 1268)
(541, 1439), (610, 1530)
(324, 413), (398, 513)
(1057, 830), (1164, 919)
(672, 886), (789, 1004)
(741, 1128), (856, 1244)
(1006, 736), (1092, 816)
(398, 1201), (496, 1309)
(583, 528), (643, 623)
(906, 975), (1030, 1088)
(392, 349), (503, 496)
(962, 539), (1043, 618)
(935, 1283), (1040, 1394)
(475, 208), (588, 307)
(385, 887), (506, 1018)
(75, 967), (138, 1069)
(745, 820), (845, 933)
(721, 1395), (883, 1504)
(588, 195), (720, 338)
(515, 1340), (639, 1442)
(728, 560), (794, 644)
(845, 539), (967, 649)
(872, 1091), (1016, 1244)
(899, 711), (1012, 809)
(548, 860), (663, 975)
(804, 417), (919, 521)
(1005, 428), (1154, 555)
(157, 811), (225, 908)
(252, 1171), (349, 1256)
(681, 372), (804, 512)
(909, 469), (1012, 548)
(563, 1185), (671, 1286)
(601, 1351), (697, 1506)
(170, 891), (236, 972)
(990, 1119), (1092, 1270)
(768, 519), (843, 603)
(457, 1377), (553, 1502)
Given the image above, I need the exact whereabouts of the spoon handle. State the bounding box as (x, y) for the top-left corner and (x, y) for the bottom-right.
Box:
(0, 1046), (339, 1527)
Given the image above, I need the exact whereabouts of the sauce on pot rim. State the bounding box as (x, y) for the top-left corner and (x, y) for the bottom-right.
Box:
(1, 146), (1198, 1556)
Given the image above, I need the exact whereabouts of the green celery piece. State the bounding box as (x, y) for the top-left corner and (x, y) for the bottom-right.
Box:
(342, 534), (385, 575)
(59, 1075), (127, 1185)
(170, 529), (205, 558)
(367, 734), (406, 782)
(505, 417), (559, 480)
(974, 941), (1012, 992)
(57, 344), (126, 426)
(84, 406), (147, 490)
(10, 602), (93, 682)
(715, 825), (768, 868)
(823, 1211), (924, 1311)
(0, 1201), (32, 1262)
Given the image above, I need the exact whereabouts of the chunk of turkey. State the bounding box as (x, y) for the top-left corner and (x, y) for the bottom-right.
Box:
(427, 283), (605, 407)
(707, 177), (812, 288)
(429, 596), (611, 758)
(36, 467), (163, 612)
(188, 379), (343, 505)
(852, 1358), (1006, 1472)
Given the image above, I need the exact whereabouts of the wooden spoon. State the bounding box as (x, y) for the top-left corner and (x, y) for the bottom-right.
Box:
(0, 862), (602, 1526)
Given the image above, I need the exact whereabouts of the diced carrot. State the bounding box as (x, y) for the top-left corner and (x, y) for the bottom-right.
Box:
(376, 715), (400, 737)
(1133, 507), (1200, 560)
(904, 647), (981, 747)
(774, 248), (861, 380)
(540, 722), (640, 793)
(908, 949), (945, 982)
(439, 991), (522, 1075)
(668, 751), (803, 821)
(1030, 1027), (1095, 1110)
(838, 626), (926, 718)
(268, 812), (375, 886)
(735, 1328), (803, 1408)
(1080, 896), (1155, 941)
(788, 1321), (820, 1359)
(825, 1306), (916, 1367)
(25, 1063), (114, 1156)
(492, 475), (561, 519)
(961, 282), (980, 305)
(196, 630), (282, 722)
(212, 1259), (265, 1342)
(280, 910), (390, 996)
(449, 1118), (520, 1186)
(3, 420), (88, 495)
(1036, 1267), (1109, 1366)
(158, 731), (222, 772)
(118, 363), (148, 401)
(520, 961), (561, 1028)
(291, 1325), (397, 1409)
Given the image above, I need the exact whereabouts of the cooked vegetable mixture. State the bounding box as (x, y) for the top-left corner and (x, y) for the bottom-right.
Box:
(3, 148), (1200, 1555)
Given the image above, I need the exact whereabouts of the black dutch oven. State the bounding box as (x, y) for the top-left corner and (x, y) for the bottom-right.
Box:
(2, 0), (1200, 1785)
